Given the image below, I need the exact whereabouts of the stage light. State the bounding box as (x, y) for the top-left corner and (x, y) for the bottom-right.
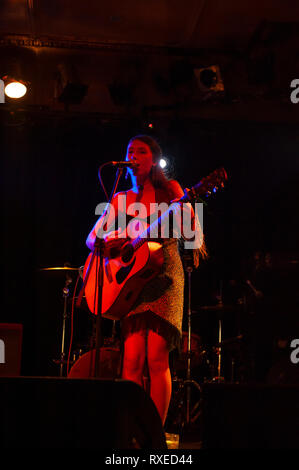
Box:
(194, 65), (224, 94)
(148, 123), (153, 128)
(4, 81), (27, 99)
(159, 158), (167, 169)
(2, 75), (28, 99)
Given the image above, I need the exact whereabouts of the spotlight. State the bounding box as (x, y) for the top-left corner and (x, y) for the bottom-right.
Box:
(159, 158), (167, 169)
(194, 65), (224, 94)
(2, 76), (28, 99)
(5, 81), (27, 99)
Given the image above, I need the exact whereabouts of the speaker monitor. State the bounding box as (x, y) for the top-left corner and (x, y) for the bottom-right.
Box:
(0, 323), (23, 376)
(0, 377), (167, 449)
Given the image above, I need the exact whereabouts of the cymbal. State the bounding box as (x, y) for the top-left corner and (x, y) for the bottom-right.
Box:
(39, 266), (80, 271)
(215, 335), (244, 347)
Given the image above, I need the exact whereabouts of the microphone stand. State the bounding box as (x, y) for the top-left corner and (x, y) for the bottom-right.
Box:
(183, 265), (202, 427)
(77, 166), (124, 378)
(172, 251), (202, 435)
(93, 166), (124, 376)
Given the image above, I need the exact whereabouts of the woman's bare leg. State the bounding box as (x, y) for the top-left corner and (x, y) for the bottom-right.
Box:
(122, 332), (146, 387)
(147, 330), (172, 425)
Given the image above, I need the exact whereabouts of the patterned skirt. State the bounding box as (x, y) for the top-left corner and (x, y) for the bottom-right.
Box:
(121, 238), (185, 351)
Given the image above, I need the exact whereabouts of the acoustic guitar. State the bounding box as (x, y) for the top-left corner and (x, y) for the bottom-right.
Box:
(83, 168), (227, 320)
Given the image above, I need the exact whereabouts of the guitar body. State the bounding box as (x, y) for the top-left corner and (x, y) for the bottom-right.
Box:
(83, 242), (164, 320)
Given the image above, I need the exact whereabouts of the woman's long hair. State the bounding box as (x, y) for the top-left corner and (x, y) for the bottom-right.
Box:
(127, 134), (208, 263)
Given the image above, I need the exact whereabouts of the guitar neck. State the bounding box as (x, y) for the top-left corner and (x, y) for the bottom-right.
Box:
(130, 168), (226, 251)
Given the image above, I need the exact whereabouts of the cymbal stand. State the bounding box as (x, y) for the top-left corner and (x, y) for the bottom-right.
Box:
(212, 280), (225, 383)
(182, 265), (202, 427)
(216, 310), (224, 382)
(59, 273), (73, 377)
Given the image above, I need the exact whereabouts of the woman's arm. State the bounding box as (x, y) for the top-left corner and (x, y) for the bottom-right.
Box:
(167, 179), (196, 238)
(168, 179), (207, 262)
(86, 192), (124, 251)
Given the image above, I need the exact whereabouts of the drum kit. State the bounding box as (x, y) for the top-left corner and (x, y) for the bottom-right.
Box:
(39, 261), (247, 432)
(38, 245), (299, 439)
(164, 257), (247, 433)
(39, 264), (122, 379)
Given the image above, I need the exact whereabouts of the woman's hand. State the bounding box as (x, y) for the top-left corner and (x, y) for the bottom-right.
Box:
(103, 228), (128, 257)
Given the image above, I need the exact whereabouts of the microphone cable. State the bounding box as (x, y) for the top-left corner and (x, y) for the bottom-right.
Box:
(98, 162), (110, 201)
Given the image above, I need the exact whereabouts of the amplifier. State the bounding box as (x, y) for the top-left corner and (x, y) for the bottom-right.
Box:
(0, 323), (23, 376)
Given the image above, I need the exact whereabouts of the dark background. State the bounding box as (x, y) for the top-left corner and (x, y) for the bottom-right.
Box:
(1, 109), (299, 380)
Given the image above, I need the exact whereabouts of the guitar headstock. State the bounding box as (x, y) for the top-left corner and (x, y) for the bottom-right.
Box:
(182, 168), (228, 202)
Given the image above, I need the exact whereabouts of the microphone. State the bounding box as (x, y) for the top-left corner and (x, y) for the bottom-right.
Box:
(98, 161), (137, 198)
(109, 161), (137, 168)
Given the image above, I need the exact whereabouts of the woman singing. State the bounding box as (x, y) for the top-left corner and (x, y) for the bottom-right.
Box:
(86, 135), (203, 425)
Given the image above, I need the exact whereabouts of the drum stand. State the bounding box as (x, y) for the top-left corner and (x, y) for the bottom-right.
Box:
(59, 273), (73, 377)
(214, 280), (224, 382)
(212, 303), (226, 383)
(184, 267), (202, 425)
(209, 280), (243, 383)
(175, 265), (202, 430)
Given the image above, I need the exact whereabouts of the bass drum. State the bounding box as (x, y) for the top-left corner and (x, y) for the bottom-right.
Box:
(174, 332), (205, 372)
(68, 347), (122, 379)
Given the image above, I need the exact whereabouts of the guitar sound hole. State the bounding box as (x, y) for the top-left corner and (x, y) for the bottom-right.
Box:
(116, 258), (136, 284)
(121, 243), (134, 263)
